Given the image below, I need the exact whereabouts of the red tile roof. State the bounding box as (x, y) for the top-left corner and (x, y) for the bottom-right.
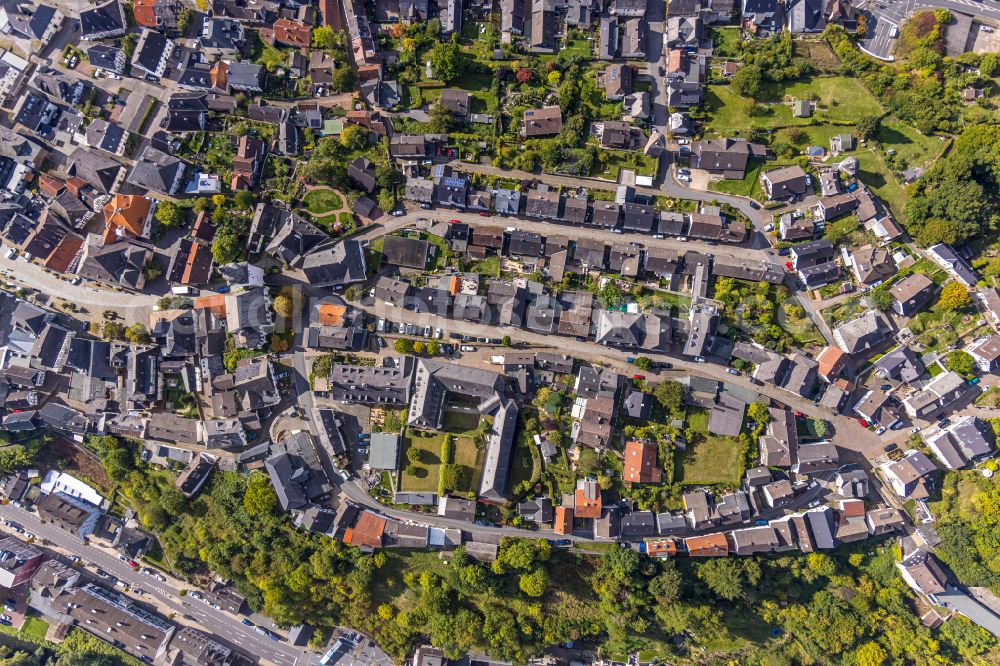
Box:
(623, 441), (662, 485)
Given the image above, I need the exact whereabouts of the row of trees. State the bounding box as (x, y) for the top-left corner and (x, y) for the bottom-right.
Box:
(7, 433), (986, 665)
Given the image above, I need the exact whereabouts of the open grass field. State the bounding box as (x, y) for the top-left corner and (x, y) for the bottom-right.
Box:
(876, 122), (943, 168)
(302, 189), (344, 215)
(705, 77), (882, 134)
(20, 615), (49, 643)
(674, 409), (742, 485)
(399, 430), (444, 491)
(761, 76), (883, 121)
(593, 149), (659, 180)
(399, 426), (481, 493)
(711, 27), (742, 58)
(560, 38), (595, 60)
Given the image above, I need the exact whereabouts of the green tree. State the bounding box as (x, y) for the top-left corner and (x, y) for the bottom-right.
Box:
(946, 350), (975, 376)
(244, 472), (278, 516)
(653, 380), (685, 415)
(806, 552), (836, 577)
(124, 323), (151, 344)
(855, 114), (882, 141)
(633, 357), (653, 371)
(212, 230), (242, 264)
(395, 338), (414, 354)
(648, 563), (682, 605)
(406, 447), (423, 464)
(411, 341), (425, 355)
(598, 282), (625, 309)
(939, 282), (970, 311)
(331, 65), (356, 93)
(981, 52), (999, 77)
(731, 63), (763, 98)
(697, 558), (760, 601)
(747, 401), (770, 425)
(102, 321), (125, 340)
(427, 340), (441, 356)
(502, 335), (512, 347)
(176, 6), (192, 33)
(233, 189), (256, 210)
(273, 292), (294, 319)
(428, 102), (453, 134)
(312, 25), (337, 49)
(430, 39), (464, 83)
(340, 124), (369, 150)
(154, 200), (183, 227)
(519, 568), (548, 597)
(855, 641), (888, 666)
(871, 286), (893, 311)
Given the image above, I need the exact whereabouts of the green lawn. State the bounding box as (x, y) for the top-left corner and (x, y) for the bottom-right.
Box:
(705, 77), (883, 136)
(442, 410), (480, 432)
(592, 149), (659, 180)
(302, 189), (344, 215)
(853, 150), (909, 221)
(876, 122), (943, 168)
(703, 85), (798, 135)
(253, 36), (287, 73)
(400, 430), (444, 492)
(711, 27), (742, 59)
(507, 438), (536, 493)
(20, 615), (49, 643)
(760, 76), (883, 122)
(400, 429), (481, 493)
(674, 409), (742, 485)
(560, 38), (594, 60)
(708, 157), (795, 199)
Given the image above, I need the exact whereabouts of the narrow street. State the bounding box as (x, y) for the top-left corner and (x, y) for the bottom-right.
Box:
(0, 505), (321, 666)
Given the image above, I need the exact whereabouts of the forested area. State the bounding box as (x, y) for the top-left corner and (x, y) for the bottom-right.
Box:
(930, 469), (1000, 594)
(67, 437), (1000, 663)
(904, 124), (1000, 246)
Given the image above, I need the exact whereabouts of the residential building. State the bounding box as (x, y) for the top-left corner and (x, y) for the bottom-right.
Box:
(927, 244), (977, 287)
(761, 165), (809, 200)
(80, 0), (126, 39)
(890, 274), (936, 317)
(884, 451), (937, 499)
(623, 440), (661, 484)
(924, 416), (994, 470)
(689, 138), (769, 179)
(131, 29), (175, 79)
(969, 334), (1000, 373)
(521, 106), (562, 138)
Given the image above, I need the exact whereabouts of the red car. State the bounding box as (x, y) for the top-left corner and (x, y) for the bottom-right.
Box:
(449, 219), (461, 224)
(785, 261), (793, 270)
(857, 418), (868, 428)
(479, 211), (490, 216)
(795, 411), (804, 417)
(633, 374), (645, 380)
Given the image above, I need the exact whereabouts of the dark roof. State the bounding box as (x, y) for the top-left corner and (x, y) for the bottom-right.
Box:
(382, 234), (430, 269)
(80, 0), (127, 37)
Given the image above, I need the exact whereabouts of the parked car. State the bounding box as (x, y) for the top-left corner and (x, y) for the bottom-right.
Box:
(726, 368), (739, 375)
(875, 426), (887, 435)
(460, 345), (476, 352)
(190, 591), (203, 600)
(242, 618), (254, 626)
(884, 444), (898, 453)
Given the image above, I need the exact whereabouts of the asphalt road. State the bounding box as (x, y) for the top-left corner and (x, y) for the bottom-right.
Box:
(0, 254), (158, 324)
(0, 504), (319, 666)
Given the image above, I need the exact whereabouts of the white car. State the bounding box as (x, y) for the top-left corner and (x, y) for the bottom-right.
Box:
(763, 223), (774, 232)
(460, 345), (476, 352)
(911, 426), (921, 433)
(875, 426), (887, 436)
